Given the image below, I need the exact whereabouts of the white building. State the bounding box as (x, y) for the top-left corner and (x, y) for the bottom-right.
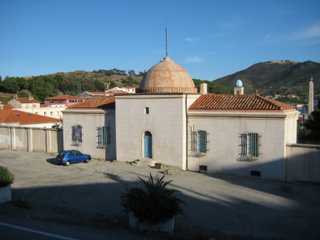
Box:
(81, 87), (136, 98)
(63, 56), (299, 180)
(8, 97), (40, 109)
(8, 96), (67, 119)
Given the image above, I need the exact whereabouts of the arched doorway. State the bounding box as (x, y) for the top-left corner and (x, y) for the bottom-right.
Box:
(144, 131), (152, 158)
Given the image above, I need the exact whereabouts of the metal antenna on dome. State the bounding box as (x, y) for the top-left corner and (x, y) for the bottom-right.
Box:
(165, 27), (168, 58)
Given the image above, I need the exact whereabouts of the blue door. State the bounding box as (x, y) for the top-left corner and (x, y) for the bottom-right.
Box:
(144, 131), (152, 158)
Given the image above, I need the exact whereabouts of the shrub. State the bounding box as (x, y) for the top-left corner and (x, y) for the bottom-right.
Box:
(121, 174), (183, 224)
(0, 166), (14, 187)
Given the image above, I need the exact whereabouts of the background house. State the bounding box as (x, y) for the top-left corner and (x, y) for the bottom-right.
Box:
(62, 97), (116, 160)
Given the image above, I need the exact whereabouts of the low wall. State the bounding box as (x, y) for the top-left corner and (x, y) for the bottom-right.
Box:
(286, 144), (320, 183)
(0, 126), (63, 153)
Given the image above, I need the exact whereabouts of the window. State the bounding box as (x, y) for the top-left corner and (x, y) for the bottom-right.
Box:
(191, 130), (208, 154)
(145, 107), (150, 114)
(240, 133), (259, 160)
(97, 126), (110, 148)
(72, 125), (82, 145)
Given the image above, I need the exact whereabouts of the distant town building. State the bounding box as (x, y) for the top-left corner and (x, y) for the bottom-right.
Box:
(6, 95), (86, 120)
(80, 87), (136, 98)
(8, 96), (40, 109)
(44, 95), (85, 106)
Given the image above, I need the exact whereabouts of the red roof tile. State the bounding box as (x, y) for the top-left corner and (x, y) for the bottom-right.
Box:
(0, 109), (60, 125)
(67, 96), (115, 109)
(189, 94), (295, 112)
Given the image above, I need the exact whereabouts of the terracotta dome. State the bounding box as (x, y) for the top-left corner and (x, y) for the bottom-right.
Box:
(138, 57), (197, 94)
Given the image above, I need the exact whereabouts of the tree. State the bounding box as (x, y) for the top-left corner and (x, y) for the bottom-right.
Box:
(304, 110), (320, 143)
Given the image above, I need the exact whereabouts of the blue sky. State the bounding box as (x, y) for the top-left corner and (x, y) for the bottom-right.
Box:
(1, 0), (320, 80)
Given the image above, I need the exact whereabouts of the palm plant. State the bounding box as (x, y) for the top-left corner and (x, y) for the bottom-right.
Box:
(121, 174), (183, 224)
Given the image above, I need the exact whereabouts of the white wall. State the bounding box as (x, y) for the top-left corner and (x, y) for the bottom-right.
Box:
(187, 111), (296, 180)
(116, 95), (187, 168)
(63, 109), (105, 159)
(0, 126), (62, 153)
(284, 111), (299, 144)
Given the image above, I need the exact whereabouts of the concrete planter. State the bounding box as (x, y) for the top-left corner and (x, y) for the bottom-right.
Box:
(128, 212), (175, 233)
(0, 185), (12, 204)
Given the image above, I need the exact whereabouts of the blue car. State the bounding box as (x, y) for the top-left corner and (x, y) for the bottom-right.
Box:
(56, 150), (91, 165)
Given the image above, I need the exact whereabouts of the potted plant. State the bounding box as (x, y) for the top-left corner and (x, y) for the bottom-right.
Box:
(0, 166), (14, 204)
(121, 174), (183, 233)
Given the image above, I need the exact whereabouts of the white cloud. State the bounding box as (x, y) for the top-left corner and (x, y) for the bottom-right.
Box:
(291, 22), (320, 40)
(185, 56), (204, 63)
(184, 37), (200, 43)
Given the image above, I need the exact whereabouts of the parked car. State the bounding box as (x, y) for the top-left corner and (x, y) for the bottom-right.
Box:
(56, 150), (91, 165)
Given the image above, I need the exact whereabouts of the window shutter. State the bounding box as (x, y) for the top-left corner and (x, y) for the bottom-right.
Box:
(198, 130), (207, 153)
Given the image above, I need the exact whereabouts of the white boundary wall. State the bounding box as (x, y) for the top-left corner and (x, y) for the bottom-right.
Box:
(0, 126), (63, 153)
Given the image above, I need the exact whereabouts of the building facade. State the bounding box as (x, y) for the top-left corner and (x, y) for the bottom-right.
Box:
(63, 56), (299, 180)
(115, 57), (299, 180)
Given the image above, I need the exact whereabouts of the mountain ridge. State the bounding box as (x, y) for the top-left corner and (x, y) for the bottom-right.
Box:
(210, 60), (320, 97)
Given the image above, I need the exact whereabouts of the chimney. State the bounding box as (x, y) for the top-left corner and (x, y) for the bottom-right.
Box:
(200, 83), (208, 95)
(308, 76), (314, 115)
(234, 79), (244, 95)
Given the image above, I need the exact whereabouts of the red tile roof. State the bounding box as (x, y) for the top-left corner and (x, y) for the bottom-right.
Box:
(0, 109), (60, 125)
(46, 95), (82, 100)
(189, 94), (295, 112)
(67, 96), (115, 109)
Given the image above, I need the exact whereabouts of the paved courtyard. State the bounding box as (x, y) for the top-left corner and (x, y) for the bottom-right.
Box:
(1, 150), (320, 240)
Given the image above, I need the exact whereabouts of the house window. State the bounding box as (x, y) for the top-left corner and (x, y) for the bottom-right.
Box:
(240, 133), (259, 160)
(145, 107), (150, 114)
(97, 126), (110, 148)
(72, 125), (82, 145)
(191, 130), (208, 154)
